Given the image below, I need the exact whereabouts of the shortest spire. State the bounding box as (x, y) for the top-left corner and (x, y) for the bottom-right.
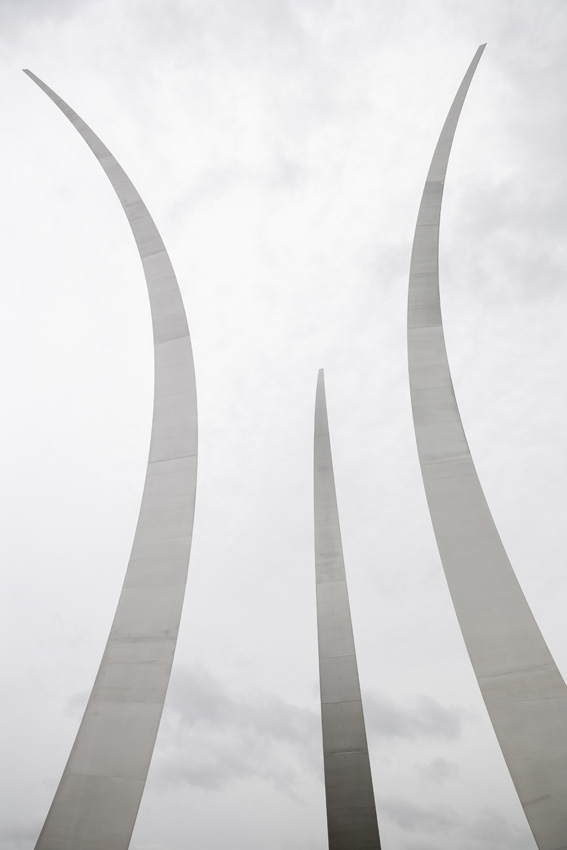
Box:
(313, 372), (381, 850)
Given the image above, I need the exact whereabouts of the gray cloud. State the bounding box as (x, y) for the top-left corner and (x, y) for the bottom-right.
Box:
(415, 756), (459, 785)
(167, 665), (319, 745)
(366, 693), (471, 741)
(380, 797), (461, 834)
(469, 809), (535, 848)
(381, 799), (535, 850)
(152, 666), (321, 795)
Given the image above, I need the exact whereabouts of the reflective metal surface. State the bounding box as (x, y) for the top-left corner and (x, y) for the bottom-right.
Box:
(408, 46), (567, 850)
(314, 370), (381, 850)
(25, 71), (198, 850)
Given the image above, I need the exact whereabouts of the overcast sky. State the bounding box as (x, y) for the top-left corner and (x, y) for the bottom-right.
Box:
(1, 1), (567, 849)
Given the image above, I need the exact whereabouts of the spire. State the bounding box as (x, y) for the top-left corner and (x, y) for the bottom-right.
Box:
(408, 46), (567, 850)
(314, 370), (381, 850)
(26, 71), (198, 850)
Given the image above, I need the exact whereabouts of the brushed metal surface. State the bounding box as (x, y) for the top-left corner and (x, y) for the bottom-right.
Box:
(25, 71), (198, 850)
(408, 46), (567, 850)
(314, 370), (381, 850)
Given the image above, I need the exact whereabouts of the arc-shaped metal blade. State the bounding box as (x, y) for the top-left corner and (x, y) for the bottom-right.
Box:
(25, 71), (198, 850)
(314, 369), (381, 850)
(408, 46), (567, 850)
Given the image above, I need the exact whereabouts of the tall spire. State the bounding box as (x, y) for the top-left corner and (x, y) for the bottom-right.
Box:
(25, 71), (198, 850)
(408, 46), (567, 850)
(314, 370), (381, 850)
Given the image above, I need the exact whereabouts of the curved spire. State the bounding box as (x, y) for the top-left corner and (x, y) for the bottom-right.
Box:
(408, 47), (567, 850)
(314, 370), (381, 850)
(25, 71), (198, 850)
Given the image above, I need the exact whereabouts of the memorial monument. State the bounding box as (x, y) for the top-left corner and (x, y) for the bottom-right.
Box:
(23, 43), (567, 850)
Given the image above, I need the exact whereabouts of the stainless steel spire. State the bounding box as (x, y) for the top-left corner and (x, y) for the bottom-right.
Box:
(408, 46), (567, 850)
(25, 71), (198, 850)
(314, 369), (381, 850)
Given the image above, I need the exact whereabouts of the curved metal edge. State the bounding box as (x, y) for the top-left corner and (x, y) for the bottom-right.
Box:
(25, 71), (198, 850)
(314, 370), (381, 850)
(408, 47), (567, 850)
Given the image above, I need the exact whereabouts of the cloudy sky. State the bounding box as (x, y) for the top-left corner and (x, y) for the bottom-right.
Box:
(1, 1), (567, 848)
